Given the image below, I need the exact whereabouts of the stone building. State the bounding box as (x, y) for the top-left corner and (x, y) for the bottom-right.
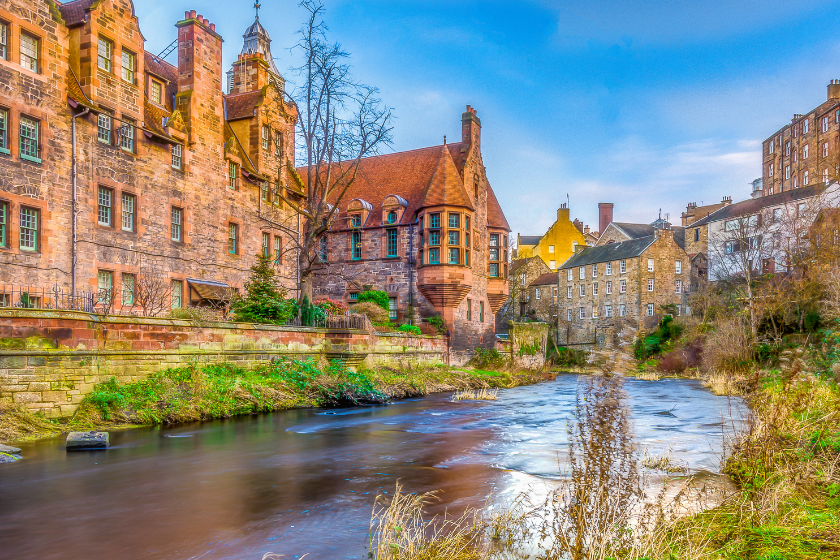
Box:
(525, 270), (558, 324)
(596, 220), (685, 247)
(760, 81), (840, 198)
(515, 203), (589, 271)
(507, 255), (550, 319)
(307, 107), (511, 364)
(0, 0), (300, 310)
(681, 197), (731, 226)
(557, 227), (691, 345)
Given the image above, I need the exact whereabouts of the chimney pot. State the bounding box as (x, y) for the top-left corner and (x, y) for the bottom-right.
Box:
(210, 23), (215, 31)
(829, 80), (840, 101)
(190, 9), (196, 18)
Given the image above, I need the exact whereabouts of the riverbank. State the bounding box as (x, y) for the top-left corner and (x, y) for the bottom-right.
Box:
(0, 358), (553, 445)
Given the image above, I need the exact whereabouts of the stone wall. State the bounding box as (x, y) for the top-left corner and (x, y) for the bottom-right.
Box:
(0, 309), (446, 417)
(508, 321), (547, 369)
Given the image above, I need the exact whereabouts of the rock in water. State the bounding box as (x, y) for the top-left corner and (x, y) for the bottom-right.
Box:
(0, 453), (18, 463)
(66, 431), (109, 450)
(0, 444), (21, 454)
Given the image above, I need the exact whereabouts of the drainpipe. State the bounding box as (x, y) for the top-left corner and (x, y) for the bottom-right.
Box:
(71, 107), (90, 305)
(408, 218), (417, 325)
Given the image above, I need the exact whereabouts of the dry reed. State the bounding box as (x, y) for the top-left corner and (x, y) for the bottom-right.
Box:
(451, 388), (499, 401)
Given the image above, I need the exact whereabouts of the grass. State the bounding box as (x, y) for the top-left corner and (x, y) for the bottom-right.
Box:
(641, 448), (688, 474)
(701, 370), (749, 396)
(451, 388), (499, 401)
(0, 401), (61, 443)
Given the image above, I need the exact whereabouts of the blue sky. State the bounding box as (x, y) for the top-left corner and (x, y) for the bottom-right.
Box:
(139, 0), (840, 239)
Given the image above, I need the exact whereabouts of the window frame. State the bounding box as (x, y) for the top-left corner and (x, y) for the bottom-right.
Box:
(19, 206), (38, 252)
(171, 143), (183, 170)
(120, 192), (136, 232)
(97, 36), (113, 73)
(170, 206), (183, 242)
(262, 125), (270, 150)
(620, 260), (626, 274)
(619, 279), (626, 293)
(0, 20), (7, 61)
(0, 106), (9, 154)
(228, 161), (238, 189)
(97, 113), (112, 145)
(228, 222), (238, 255)
(170, 279), (183, 309)
(0, 200), (7, 248)
(386, 228), (398, 257)
(352, 230), (362, 260)
(97, 186), (113, 227)
(19, 115), (40, 163)
(19, 32), (38, 73)
(121, 273), (135, 306)
(150, 79), (163, 105)
(121, 48), (135, 83)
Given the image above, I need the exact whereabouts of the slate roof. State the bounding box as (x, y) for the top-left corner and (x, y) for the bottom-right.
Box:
(226, 90), (262, 120)
(532, 272), (558, 286)
(604, 222), (685, 249)
(58, 0), (97, 26)
(689, 184), (828, 228)
(559, 236), (657, 269)
(518, 235), (543, 246)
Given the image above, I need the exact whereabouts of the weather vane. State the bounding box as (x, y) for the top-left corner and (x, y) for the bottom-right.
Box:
(254, 1), (261, 18)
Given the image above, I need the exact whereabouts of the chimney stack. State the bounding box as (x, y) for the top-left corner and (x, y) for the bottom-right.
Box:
(829, 80), (840, 100)
(722, 196), (732, 205)
(177, 11), (224, 141)
(460, 105), (481, 154)
(557, 204), (570, 223)
(572, 218), (583, 234)
(598, 202), (614, 234)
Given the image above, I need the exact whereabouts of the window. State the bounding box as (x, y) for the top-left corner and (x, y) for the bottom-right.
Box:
(725, 219), (739, 231)
(676, 305), (681, 316)
(803, 145), (809, 159)
(535, 287), (541, 300)
(592, 283), (598, 295)
(647, 258), (654, 272)
(97, 113), (111, 144)
(430, 230), (440, 246)
(466, 231), (471, 248)
(122, 274), (135, 306)
(592, 306), (598, 319)
(120, 119), (134, 152)
(773, 208), (782, 222)
(352, 230), (362, 260)
(171, 207), (183, 241)
(553, 287), (558, 302)
(262, 232), (270, 257)
(823, 116), (829, 132)
(567, 269), (573, 281)
(97, 270), (113, 303)
(0, 21), (7, 60)
(725, 240), (738, 254)
(429, 247), (440, 264)
(430, 213), (440, 229)
(606, 281), (612, 294)
(605, 305), (612, 318)
(619, 304), (626, 317)
(825, 169), (830, 184)
(228, 161), (237, 189)
(567, 309), (572, 321)
(261, 181), (269, 202)
(798, 202), (806, 216)
(273, 184), (281, 205)
(694, 228), (700, 242)
(0, 108), (7, 153)
(489, 247), (499, 261)
(549, 260), (556, 269)
(276, 235), (283, 265)
(768, 142), (774, 155)
(676, 280), (682, 293)
(685, 305), (691, 316)
(20, 33), (38, 72)
(171, 144), (182, 169)
(489, 233), (499, 246)
(0, 201), (6, 247)
(98, 187), (112, 226)
(448, 248), (460, 264)
(804, 171), (809, 185)
(448, 230), (459, 246)
(97, 37), (112, 72)
(786, 141), (791, 155)
(824, 142), (830, 158)
(592, 264), (597, 277)
(579, 284), (585, 297)
(448, 213), (460, 229)
(349, 292), (358, 301)
(572, 241), (578, 253)
(579, 307), (585, 319)
(466, 215), (471, 231)
(19, 116), (39, 162)
(768, 164), (773, 177)
(121, 49), (135, 82)
(785, 165), (790, 179)
(170, 280), (182, 309)
(19, 207), (37, 251)
(620, 260), (626, 273)
(479, 301), (484, 322)
(121, 193), (135, 231)
(620, 279), (626, 293)
(675, 261), (682, 274)
(262, 125), (270, 150)
(274, 130), (282, 156)
(647, 303), (654, 316)
(351, 214), (362, 228)
(548, 245), (555, 253)
(579, 267), (585, 280)
(228, 222), (238, 254)
(567, 286), (572, 299)
(648, 279), (654, 292)
(386, 229), (397, 257)
(606, 262), (612, 275)
(387, 210), (397, 224)
(150, 80), (162, 104)
(465, 298), (472, 321)
(803, 119), (809, 134)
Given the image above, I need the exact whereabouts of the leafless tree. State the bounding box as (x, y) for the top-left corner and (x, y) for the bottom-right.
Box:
(272, 0), (393, 300)
(134, 257), (173, 317)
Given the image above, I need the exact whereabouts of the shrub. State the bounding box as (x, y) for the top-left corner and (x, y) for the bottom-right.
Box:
(551, 346), (589, 368)
(314, 298), (347, 316)
(470, 348), (507, 369)
(230, 254), (295, 324)
(351, 301), (390, 323)
(168, 307), (220, 322)
(357, 290), (389, 311)
(702, 315), (754, 372)
(397, 324), (421, 335)
(426, 315), (446, 334)
(634, 315), (683, 360)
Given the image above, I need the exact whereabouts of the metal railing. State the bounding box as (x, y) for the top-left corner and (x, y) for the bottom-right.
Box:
(284, 311), (370, 330)
(0, 284), (98, 312)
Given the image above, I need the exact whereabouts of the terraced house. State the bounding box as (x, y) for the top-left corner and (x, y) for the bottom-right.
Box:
(307, 107), (511, 363)
(0, 0), (300, 311)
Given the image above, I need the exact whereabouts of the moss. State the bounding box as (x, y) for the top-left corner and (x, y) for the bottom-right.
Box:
(0, 338), (25, 350)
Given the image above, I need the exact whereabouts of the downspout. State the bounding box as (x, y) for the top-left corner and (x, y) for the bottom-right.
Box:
(71, 107), (90, 304)
(408, 217), (417, 325)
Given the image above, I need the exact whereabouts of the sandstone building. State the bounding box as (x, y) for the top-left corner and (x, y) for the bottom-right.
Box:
(0, 0), (300, 311)
(761, 81), (840, 198)
(307, 107), (511, 363)
(557, 227), (691, 345)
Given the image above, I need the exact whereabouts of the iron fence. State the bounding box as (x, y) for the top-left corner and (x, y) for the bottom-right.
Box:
(284, 311), (371, 330)
(0, 284), (98, 313)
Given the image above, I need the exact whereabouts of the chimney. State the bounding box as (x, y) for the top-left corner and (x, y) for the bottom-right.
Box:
(229, 52), (271, 95)
(829, 80), (840, 100)
(598, 202), (614, 234)
(461, 105), (481, 154)
(572, 218), (583, 234)
(557, 204), (570, 223)
(177, 12), (224, 142)
(722, 196), (732, 205)
(584, 225), (590, 234)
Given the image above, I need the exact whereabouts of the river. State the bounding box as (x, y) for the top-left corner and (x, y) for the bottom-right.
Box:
(0, 375), (745, 560)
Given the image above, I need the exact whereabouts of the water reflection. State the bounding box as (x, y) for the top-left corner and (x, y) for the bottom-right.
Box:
(0, 376), (744, 560)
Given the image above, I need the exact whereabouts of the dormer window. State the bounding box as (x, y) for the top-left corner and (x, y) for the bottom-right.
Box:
(150, 79), (163, 105)
(387, 211), (397, 224)
(351, 214), (361, 227)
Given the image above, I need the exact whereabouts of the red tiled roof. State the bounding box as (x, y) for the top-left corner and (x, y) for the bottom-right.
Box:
(142, 52), (178, 141)
(144, 51), (177, 87)
(226, 90), (261, 120)
(532, 272), (558, 286)
(486, 182), (510, 231)
(58, 0), (97, 26)
(420, 145), (474, 210)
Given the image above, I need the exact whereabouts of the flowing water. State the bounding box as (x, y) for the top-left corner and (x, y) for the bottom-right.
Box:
(0, 375), (745, 560)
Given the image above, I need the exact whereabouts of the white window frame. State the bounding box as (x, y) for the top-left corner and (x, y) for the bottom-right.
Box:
(803, 144), (809, 160)
(579, 307), (584, 320)
(548, 245), (555, 253)
(567, 286), (572, 299)
(535, 287), (541, 300)
(567, 269), (573, 282)
(620, 260), (626, 274)
(675, 261), (682, 274)
(648, 279), (654, 292)
(647, 258), (654, 272)
(579, 267), (584, 280)
(592, 264), (597, 277)
(605, 304), (612, 318)
(567, 309), (573, 321)
(676, 279), (682, 293)
(647, 303), (654, 316)
(619, 304), (626, 317)
(606, 262), (612, 275)
(620, 279), (626, 293)
(579, 284), (585, 297)
(592, 283), (598, 296)
(606, 281), (612, 294)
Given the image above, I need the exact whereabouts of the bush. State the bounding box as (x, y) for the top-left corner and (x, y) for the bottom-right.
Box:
(314, 298), (347, 316)
(357, 290), (389, 311)
(470, 348), (507, 369)
(634, 315), (684, 360)
(702, 316), (754, 372)
(230, 254), (295, 324)
(351, 301), (390, 323)
(168, 306), (221, 322)
(397, 324), (421, 335)
(426, 315), (446, 334)
(551, 346), (589, 368)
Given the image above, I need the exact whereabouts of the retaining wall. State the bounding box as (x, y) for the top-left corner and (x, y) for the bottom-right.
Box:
(0, 309), (446, 417)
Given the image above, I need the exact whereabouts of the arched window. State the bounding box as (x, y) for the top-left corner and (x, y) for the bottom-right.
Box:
(387, 210), (397, 224)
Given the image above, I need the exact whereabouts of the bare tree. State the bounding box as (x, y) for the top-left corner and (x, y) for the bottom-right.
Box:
(134, 258), (173, 317)
(273, 0), (393, 300)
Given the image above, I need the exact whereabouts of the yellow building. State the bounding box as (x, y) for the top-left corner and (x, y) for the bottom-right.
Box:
(515, 204), (589, 271)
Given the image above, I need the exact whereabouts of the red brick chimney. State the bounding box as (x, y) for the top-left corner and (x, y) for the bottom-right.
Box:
(598, 202), (613, 234)
(176, 11), (224, 141)
(461, 105), (481, 154)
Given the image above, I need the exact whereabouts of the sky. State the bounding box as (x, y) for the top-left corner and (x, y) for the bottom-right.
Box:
(137, 0), (840, 240)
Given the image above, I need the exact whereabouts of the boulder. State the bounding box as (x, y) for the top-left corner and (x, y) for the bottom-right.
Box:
(0, 444), (21, 454)
(66, 431), (109, 450)
(0, 452), (18, 463)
